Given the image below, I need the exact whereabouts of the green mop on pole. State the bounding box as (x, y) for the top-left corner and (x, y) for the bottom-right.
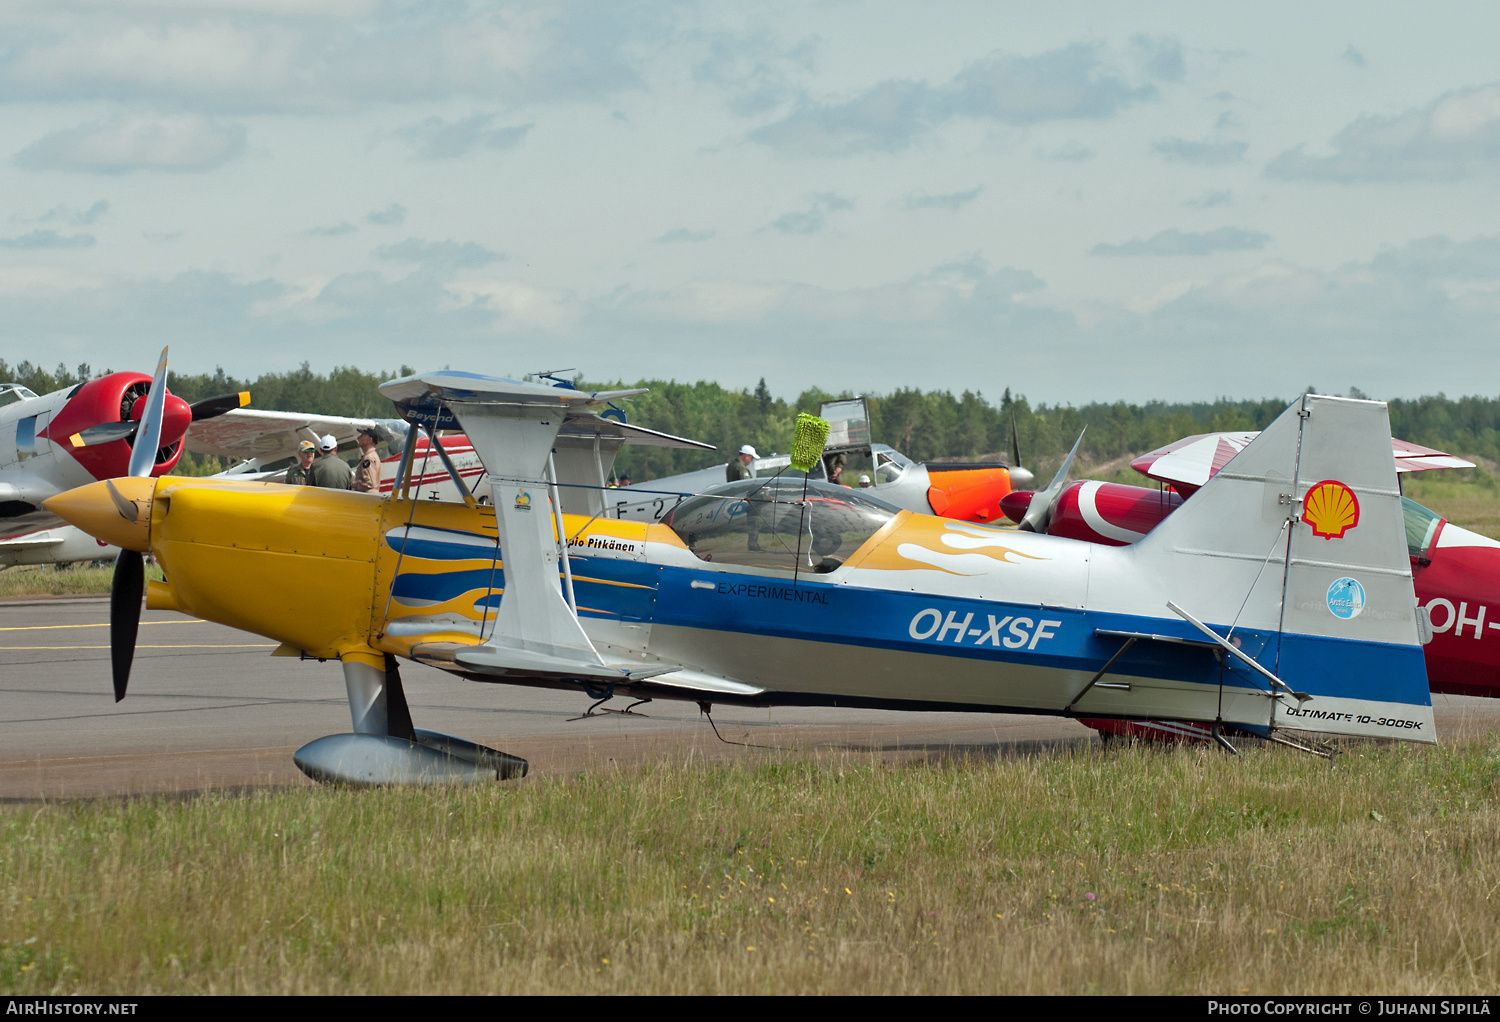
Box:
(790, 413), (830, 584)
(790, 413), (830, 473)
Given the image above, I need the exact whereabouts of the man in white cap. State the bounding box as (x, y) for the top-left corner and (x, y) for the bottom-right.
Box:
(726, 444), (757, 483)
(310, 433), (353, 489)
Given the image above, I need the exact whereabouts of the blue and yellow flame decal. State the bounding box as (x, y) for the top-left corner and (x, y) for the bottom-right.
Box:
(386, 524), (503, 620)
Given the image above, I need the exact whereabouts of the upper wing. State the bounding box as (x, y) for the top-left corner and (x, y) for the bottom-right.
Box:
(1132, 431), (1475, 495)
(184, 408), (386, 462)
(1128, 432), (1258, 496)
(1390, 437), (1477, 473)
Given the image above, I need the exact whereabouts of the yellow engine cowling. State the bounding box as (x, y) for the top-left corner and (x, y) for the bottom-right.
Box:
(142, 477), (387, 660)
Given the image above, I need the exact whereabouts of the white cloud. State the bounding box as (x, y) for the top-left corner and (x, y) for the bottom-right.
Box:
(691, 29), (819, 117)
(0, 230), (95, 250)
(26, 200), (111, 226)
(901, 186), (983, 212)
(366, 204), (406, 226)
(655, 228), (716, 243)
(307, 222), (357, 237)
(376, 238), (506, 271)
(768, 193), (853, 234)
(749, 39), (1179, 156)
(15, 113), (245, 174)
(1152, 137), (1248, 165)
(1185, 190), (1232, 208)
(1037, 141), (1093, 162)
(1267, 83), (1500, 182)
(5, 237), (1500, 403)
(1092, 228), (1270, 257)
(0, 2), (660, 113)
(396, 115), (532, 160)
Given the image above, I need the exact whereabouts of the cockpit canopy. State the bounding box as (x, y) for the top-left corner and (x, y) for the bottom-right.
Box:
(664, 477), (901, 574)
(0, 384), (38, 409)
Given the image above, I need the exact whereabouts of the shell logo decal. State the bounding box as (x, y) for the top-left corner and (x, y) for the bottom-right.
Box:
(1302, 480), (1360, 540)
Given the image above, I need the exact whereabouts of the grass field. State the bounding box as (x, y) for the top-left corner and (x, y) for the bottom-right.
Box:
(0, 562), (164, 599)
(2, 737), (1497, 995)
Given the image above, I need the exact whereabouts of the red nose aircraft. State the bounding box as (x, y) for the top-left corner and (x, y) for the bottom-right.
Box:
(0, 349), (247, 542)
(1000, 432), (1492, 741)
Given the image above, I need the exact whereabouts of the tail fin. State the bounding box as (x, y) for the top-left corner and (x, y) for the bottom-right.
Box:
(1125, 394), (1433, 743)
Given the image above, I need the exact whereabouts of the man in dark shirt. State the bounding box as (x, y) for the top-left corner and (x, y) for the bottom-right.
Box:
(284, 441), (316, 485)
(310, 434), (353, 489)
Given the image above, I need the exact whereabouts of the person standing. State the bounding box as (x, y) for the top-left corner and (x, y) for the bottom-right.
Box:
(726, 444), (757, 482)
(351, 427), (386, 495)
(310, 434), (353, 489)
(284, 440), (316, 485)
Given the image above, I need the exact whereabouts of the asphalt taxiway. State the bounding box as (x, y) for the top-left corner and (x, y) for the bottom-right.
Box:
(2, 598), (1496, 800)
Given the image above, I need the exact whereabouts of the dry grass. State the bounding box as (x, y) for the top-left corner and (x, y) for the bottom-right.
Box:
(0, 563), (163, 599)
(1405, 489), (1500, 540)
(2, 737), (1497, 995)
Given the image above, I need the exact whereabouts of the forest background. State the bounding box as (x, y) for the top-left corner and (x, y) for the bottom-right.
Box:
(5, 358), (1500, 489)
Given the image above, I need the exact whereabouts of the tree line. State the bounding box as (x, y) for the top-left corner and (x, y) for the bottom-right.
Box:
(3, 358), (1499, 482)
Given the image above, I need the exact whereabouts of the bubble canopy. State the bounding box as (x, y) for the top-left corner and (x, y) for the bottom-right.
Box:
(663, 477), (902, 575)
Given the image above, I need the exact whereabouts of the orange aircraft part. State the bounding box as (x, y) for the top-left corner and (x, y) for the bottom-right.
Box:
(926, 468), (1014, 523)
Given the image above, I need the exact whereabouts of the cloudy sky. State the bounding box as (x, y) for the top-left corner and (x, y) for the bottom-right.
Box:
(2, 1), (1498, 404)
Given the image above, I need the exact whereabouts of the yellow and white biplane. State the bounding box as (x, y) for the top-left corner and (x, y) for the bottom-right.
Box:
(45, 372), (1438, 783)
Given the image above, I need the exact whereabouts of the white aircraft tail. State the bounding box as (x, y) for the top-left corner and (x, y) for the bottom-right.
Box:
(1115, 393), (1433, 742)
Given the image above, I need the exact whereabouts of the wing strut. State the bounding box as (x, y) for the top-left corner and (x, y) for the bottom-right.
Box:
(422, 424), (476, 507)
(1063, 636), (1138, 713)
(547, 450), (577, 611)
(1166, 600), (1309, 703)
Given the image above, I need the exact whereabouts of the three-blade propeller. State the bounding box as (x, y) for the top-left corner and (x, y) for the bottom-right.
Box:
(109, 347), (171, 702)
(69, 389), (248, 449)
(1018, 427), (1086, 534)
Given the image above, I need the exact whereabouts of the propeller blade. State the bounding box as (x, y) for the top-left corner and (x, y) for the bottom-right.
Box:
(1019, 427), (1085, 534)
(110, 549), (144, 702)
(1006, 413), (1036, 490)
(68, 421), (139, 448)
(104, 479), (139, 522)
(190, 391), (251, 422)
(127, 347), (170, 478)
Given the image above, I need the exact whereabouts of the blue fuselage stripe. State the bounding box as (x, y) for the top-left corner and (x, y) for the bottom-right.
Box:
(563, 558), (1429, 707)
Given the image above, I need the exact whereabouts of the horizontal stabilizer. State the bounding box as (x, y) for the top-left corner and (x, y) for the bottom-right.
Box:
(454, 643), (675, 682)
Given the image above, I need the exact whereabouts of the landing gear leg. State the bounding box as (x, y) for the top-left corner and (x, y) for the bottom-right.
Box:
(292, 652), (528, 784)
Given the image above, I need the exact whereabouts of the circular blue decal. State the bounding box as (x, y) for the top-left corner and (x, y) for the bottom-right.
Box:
(1326, 576), (1366, 620)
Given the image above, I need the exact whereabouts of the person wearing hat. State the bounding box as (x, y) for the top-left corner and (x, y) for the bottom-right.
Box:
(727, 444), (763, 551)
(726, 444), (758, 483)
(310, 433), (354, 489)
(351, 426), (387, 495)
(284, 440), (316, 485)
